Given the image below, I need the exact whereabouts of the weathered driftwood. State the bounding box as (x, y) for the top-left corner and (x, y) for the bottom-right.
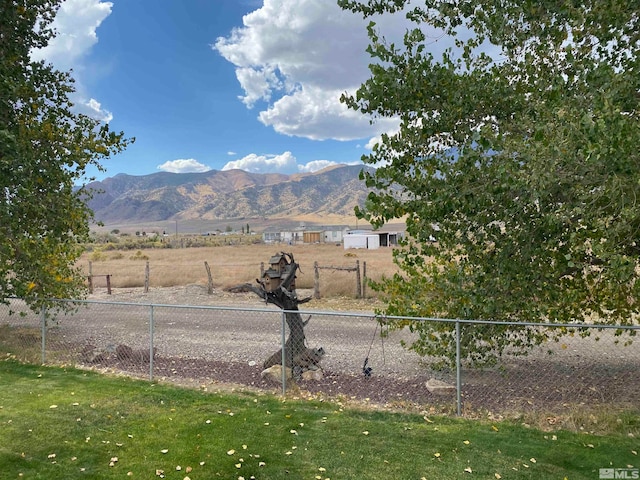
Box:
(239, 252), (325, 375)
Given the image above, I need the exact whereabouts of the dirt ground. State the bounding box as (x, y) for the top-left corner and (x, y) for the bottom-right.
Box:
(3, 285), (638, 418)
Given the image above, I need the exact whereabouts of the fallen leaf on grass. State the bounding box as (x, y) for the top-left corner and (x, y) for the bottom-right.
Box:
(160, 449), (169, 454)
(227, 450), (236, 455)
(464, 467), (472, 473)
(495, 474), (502, 479)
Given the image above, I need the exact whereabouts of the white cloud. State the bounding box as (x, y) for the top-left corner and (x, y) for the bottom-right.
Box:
(215, 1), (500, 146)
(31, 0), (113, 71)
(30, 0), (114, 122)
(258, 85), (399, 140)
(227, 151), (237, 156)
(223, 151), (297, 173)
(157, 159), (211, 174)
(76, 98), (113, 122)
(223, 152), (356, 174)
(214, 0), (407, 142)
(297, 160), (338, 173)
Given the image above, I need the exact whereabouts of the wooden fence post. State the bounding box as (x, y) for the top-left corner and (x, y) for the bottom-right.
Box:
(362, 261), (367, 298)
(355, 260), (361, 298)
(313, 261), (320, 299)
(144, 261), (150, 293)
(106, 274), (112, 295)
(88, 275), (93, 293)
(204, 261), (214, 294)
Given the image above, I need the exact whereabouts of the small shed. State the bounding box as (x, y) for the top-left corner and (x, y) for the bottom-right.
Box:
(343, 234), (381, 250)
(262, 253), (296, 292)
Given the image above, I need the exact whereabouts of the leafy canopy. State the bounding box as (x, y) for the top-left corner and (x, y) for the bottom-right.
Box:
(339, 0), (639, 365)
(0, 0), (132, 310)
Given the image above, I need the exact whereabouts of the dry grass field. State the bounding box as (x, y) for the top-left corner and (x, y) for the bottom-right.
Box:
(79, 242), (399, 298)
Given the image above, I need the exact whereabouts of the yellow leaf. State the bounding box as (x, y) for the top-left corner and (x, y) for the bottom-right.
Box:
(495, 474), (502, 479)
(463, 440), (470, 445)
(464, 467), (472, 473)
(530, 458), (536, 463)
(492, 425), (499, 431)
(434, 452), (441, 458)
(227, 450), (235, 455)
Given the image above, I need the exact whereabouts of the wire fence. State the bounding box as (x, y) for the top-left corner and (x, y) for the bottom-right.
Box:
(1, 298), (638, 417)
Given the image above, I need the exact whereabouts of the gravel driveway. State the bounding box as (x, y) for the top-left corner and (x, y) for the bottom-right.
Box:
(2, 286), (639, 415)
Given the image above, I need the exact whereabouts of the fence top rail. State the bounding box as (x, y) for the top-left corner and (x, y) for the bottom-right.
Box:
(5, 297), (639, 331)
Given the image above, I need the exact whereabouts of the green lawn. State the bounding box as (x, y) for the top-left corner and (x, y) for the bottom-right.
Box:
(0, 357), (637, 479)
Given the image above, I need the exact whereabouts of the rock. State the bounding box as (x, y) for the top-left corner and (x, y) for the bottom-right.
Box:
(261, 365), (293, 384)
(116, 345), (156, 364)
(426, 378), (456, 395)
(116, 344), (134, 361)
(301, 368), (323, 381)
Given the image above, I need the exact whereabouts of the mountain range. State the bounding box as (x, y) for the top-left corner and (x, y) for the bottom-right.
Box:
(85, 164), (373, 225)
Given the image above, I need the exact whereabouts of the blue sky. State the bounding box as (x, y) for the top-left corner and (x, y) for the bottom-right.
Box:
(31, 0), (418, 181)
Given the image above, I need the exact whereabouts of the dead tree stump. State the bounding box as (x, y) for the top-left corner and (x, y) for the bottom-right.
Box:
(242, 252), (325, 378)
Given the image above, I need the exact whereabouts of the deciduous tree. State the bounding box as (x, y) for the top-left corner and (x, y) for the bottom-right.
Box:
(339, 0), (639, 366)
(0, 0), (132, 310)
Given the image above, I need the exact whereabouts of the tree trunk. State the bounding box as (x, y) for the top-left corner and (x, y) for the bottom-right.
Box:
(242, 252), (325, 375)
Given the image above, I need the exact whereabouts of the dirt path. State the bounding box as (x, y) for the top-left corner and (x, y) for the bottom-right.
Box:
(3, 286), (639, 414)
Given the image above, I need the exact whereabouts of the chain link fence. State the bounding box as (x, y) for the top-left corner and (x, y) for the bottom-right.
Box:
(1, 298), (638, 416)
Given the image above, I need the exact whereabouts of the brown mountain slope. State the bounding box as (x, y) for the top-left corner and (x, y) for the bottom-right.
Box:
(85, 165), (373, 224)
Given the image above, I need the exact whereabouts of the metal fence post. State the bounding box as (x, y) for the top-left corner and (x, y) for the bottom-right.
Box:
(40, 306), (46, 364)
(456, 321), (462, 416)
(149, 305), (155, 382)
(281, 311), (287, 395)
